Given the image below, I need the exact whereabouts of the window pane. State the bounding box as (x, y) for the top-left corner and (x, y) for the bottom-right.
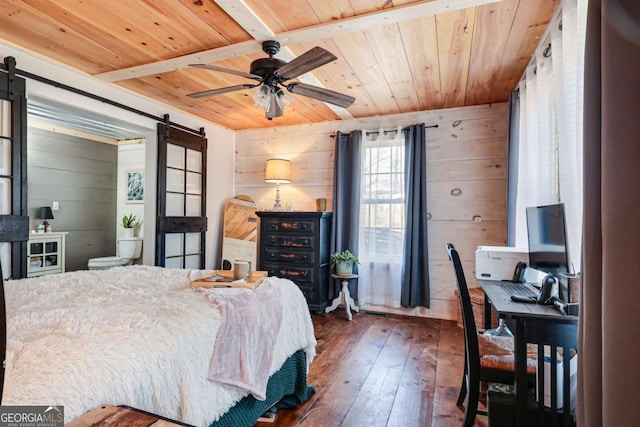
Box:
(0, 139), (10, 174)
(186, 171), (201, 195)
(365, 226), (401, 255)
(186, 149), (202, 173)
(390, 204), (405, 229)
(165, 233), (184, 257)
(373, 175), (391, 199)
(361, 174), (371, 198)
(167, 144), (185, 169)
(184, 254), (201, 269)
(185, 232), (200, 254)
(363, 149), (371, 173)
(165, 257), (183, 269)
(0, 178), (10, 214)
(166, 193), (185, 216)
(0, 242), (9, 278)
(377, 146), (391, 173)
(167, 168), (184, 193)
(392, 172), (404, 198)
(185, 195), (201, 216)
(0, 100), (10, 138)
(374, 204), (390, 226)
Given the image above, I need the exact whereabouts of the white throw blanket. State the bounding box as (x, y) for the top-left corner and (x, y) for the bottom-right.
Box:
(199, 278), (287, 401)
(2, 266), (316, 427)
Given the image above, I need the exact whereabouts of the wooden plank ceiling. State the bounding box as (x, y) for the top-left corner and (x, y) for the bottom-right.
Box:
(0, 0), (557, 130)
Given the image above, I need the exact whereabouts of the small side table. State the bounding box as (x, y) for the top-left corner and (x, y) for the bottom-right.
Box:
(325, 274), (359, 320)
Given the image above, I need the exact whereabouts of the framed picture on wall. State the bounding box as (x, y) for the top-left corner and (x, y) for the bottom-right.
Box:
(126, 170), (144, 203)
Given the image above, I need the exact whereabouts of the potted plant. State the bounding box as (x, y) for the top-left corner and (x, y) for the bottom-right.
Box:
(121, 213), (141, 237)
(331, 249), (361, 276)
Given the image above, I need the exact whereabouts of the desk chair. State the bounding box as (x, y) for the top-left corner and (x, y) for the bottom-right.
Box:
(446, 243), (536, 427)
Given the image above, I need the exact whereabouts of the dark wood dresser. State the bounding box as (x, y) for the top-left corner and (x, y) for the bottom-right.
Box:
(256, 211), (332, 313)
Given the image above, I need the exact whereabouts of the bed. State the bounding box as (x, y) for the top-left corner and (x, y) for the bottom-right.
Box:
(0, 265), (317, 427)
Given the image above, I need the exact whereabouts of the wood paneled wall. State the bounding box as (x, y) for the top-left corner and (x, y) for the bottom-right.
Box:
(235, 103), (509, 320)
(28, 127), (118, 272)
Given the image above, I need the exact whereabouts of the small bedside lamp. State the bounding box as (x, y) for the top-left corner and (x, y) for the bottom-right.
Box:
(38, 206), (54, 232)
(264, 159), (291, 211)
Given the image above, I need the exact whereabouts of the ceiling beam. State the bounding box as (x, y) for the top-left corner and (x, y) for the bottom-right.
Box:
(213, 0), (275, 41)
(95, 0), (501, 83)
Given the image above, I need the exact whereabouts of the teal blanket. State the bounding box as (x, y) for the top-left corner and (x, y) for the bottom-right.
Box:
(210, 349), (315, 427)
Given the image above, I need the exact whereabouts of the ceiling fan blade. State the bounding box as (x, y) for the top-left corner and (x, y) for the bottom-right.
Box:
(187, 84), (257, 98)
(275, 47), (337, 81)
(287, 83), (355, 109)
(189, 64), (262, 81)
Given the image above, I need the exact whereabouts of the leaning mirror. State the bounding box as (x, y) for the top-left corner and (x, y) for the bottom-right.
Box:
(220, 195), (258, 270)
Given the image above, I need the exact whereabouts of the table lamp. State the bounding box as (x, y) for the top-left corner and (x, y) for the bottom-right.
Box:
(38, 206), (54, 232)
(264, 159), (291, 211)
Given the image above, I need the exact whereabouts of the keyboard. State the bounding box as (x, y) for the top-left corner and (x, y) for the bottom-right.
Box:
(501, 282), (539, 298)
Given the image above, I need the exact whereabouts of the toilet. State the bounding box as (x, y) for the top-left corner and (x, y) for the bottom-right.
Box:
(88, 236), (143, 270)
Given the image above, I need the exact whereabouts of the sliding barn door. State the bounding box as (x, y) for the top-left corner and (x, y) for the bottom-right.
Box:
(156, 118), (207, 268)
(0, 57), (29, 279)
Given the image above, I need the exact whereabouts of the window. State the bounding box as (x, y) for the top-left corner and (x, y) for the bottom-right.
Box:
(357, 128), (405, 307)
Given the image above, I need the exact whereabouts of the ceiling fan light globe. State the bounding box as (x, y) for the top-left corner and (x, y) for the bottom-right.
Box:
(276, 89), (293, 109)
(253, 84), (271, 110)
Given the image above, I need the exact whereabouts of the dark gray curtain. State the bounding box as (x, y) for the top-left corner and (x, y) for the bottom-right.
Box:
(401, 124), (430, 308)
(579, 1), (640, 426)
(507, 90), (521, 246)
(330, 130), (362, 300)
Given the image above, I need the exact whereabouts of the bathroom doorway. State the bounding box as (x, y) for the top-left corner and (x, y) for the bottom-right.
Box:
(26, 96), (152, 271)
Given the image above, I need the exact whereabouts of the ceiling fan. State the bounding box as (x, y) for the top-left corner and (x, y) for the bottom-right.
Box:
(187, 40), (355, 120)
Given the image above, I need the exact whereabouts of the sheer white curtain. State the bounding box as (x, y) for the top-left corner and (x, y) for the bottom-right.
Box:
(357, 127), (405, 307)
(0, 99), (11, 276)
(553, 0), (586, 272)
(515, 47), (557, 245)
(514, 0), (587, 272)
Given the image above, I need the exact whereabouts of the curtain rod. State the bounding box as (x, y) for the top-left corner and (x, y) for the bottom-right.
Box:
(366, 129), (399, 136)
(331, 124), (438, 138)
(0, 57), (201, 136)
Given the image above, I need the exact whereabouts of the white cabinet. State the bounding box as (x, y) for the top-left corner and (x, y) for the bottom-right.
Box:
(27, 232), (68, 277)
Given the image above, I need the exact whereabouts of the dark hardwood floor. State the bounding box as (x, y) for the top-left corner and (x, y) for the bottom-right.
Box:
(256, 310), (488, 427)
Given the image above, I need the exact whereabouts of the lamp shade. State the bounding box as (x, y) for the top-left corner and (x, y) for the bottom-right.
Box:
(38, 206), (54, 220)
(264, 159), (292, 183)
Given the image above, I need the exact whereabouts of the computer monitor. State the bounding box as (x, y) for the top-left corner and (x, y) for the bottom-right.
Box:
(526, 203), (570, 276)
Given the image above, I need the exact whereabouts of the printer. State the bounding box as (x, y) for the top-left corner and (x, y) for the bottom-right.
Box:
(475, 246), (529, 281)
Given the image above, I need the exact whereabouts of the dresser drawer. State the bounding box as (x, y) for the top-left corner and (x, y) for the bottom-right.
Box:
(265, 264), (315, 283)
(263, 234), (314, 248)
(263, 218), (316, 234)
(297, 285), (317, 304)
(263, 248), (315, 264)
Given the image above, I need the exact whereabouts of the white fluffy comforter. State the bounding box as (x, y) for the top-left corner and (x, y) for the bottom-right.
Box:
(2, 266), (316, 426)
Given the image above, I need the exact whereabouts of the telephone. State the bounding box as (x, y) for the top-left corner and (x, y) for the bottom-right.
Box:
(512, 261), (527, 283)
(536, 275), (557, 304)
